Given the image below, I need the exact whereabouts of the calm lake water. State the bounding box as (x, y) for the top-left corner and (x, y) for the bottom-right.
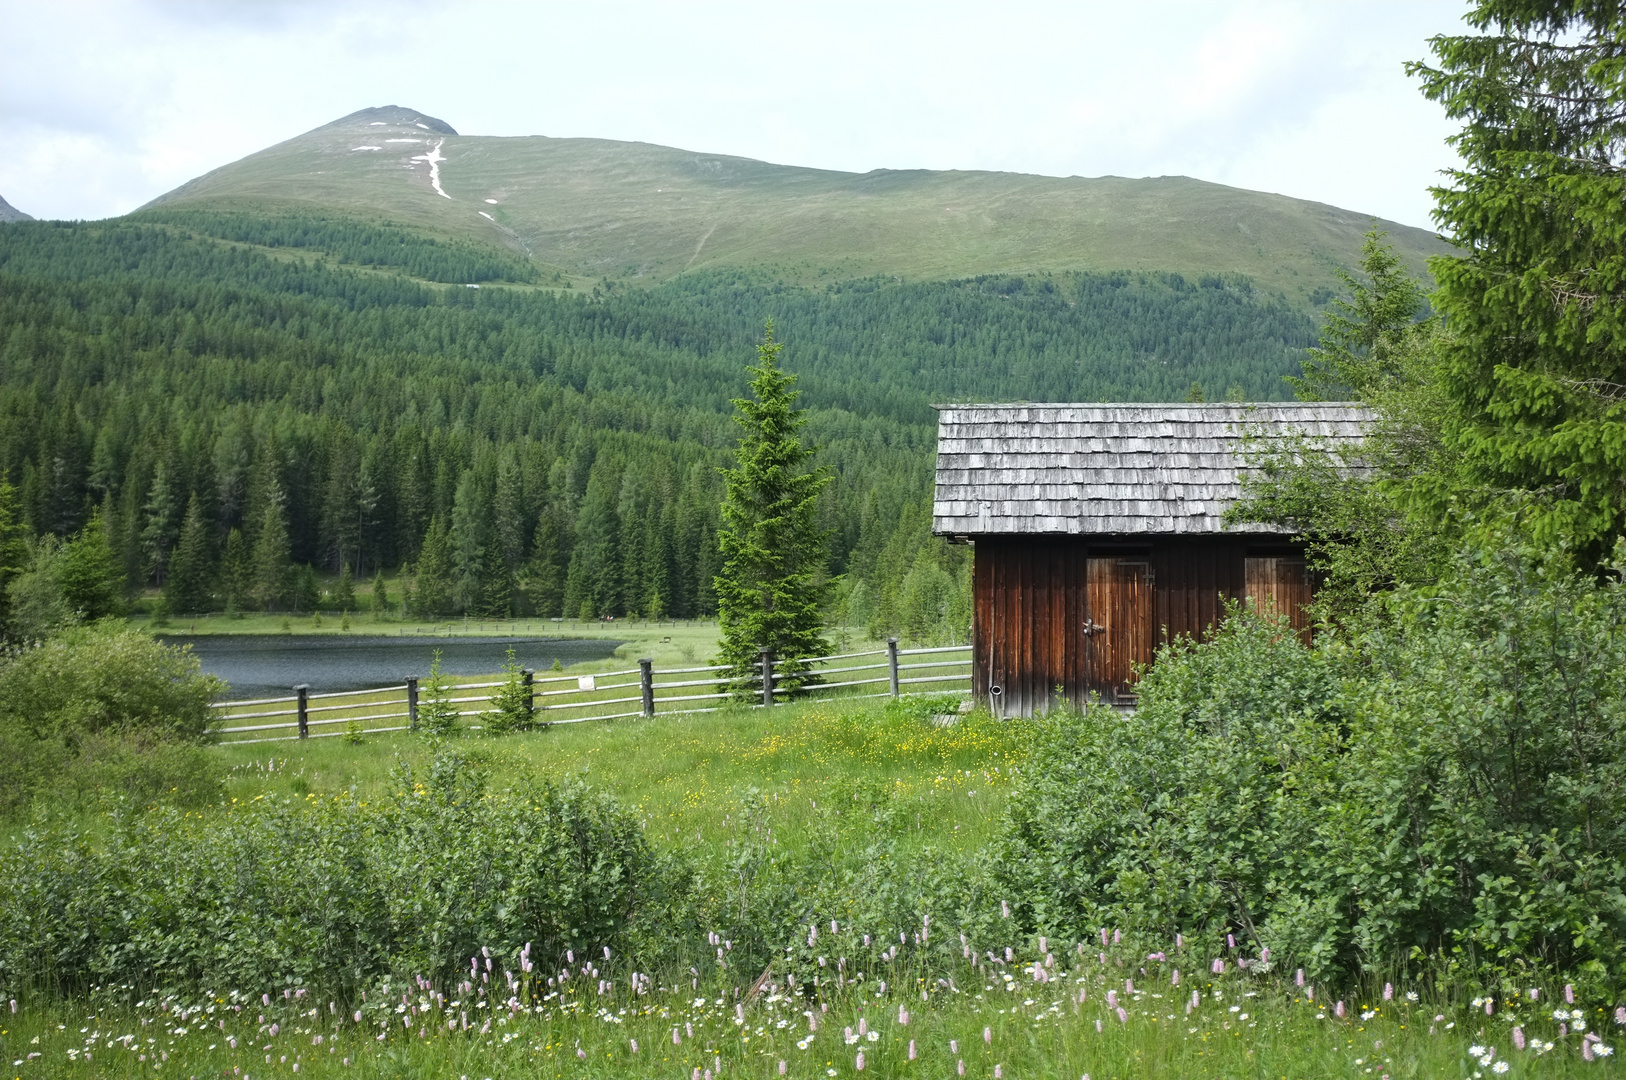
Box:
(161, 635), (623, 700)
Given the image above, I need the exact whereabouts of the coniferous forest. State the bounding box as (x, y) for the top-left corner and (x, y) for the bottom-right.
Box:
(0, 211), (1314, 632)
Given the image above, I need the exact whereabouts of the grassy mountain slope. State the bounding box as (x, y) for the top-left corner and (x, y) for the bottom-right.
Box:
(142, 106), (1449, 303)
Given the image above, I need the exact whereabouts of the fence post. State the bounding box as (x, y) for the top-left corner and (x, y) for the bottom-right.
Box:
(406, 677), (419, 731)
(522, 668), (535, 724)
(639, 658), (655, 717)
(887, 637), (900, 697)
(295, 684), (310, 738)
(760, 648), (774, 707)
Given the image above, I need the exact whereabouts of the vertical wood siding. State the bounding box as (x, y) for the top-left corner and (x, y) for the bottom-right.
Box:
(973, 537), (1311, 716)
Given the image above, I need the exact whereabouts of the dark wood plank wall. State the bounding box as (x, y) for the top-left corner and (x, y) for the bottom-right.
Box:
(973, 536), (1309, 716)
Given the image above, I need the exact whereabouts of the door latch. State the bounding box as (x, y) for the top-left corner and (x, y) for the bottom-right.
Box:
(1082, 620), (1105, 637)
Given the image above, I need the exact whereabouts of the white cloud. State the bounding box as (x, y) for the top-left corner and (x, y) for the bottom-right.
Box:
(0, 0), (1465, 228)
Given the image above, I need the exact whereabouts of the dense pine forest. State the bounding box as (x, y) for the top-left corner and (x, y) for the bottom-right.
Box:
(0, 212), (1315, 631)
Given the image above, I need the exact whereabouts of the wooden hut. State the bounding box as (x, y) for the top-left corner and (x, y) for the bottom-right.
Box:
(932, 403), (1369, 715)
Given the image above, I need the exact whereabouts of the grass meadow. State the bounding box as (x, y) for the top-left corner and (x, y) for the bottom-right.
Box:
(5, 693), (1624, 1077)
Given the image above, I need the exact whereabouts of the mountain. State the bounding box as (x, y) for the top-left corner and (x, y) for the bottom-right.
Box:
(140, 106), (1448, 304)
(0, 195), (33, 223)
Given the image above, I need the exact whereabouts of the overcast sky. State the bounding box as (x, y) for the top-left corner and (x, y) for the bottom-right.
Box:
(2, 0), (1468, 229)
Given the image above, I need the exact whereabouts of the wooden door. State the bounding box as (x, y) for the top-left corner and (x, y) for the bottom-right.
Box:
(1244, 557), (1312, 642)
(1084, 558), (1152, 702)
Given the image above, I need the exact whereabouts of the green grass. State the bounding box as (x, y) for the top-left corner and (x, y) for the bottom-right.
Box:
(216, 694), (1015, 856)
(6, 954), (1619, 1078)
(139, 108), (1450, 306)
(8, 695), (1625, 1076)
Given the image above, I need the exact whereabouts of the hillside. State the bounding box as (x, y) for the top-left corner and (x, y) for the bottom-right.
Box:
(141, 105), (1449, 303)
(0, 195), (32, 223)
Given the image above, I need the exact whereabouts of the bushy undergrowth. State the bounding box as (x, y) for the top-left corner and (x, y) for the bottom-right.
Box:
(0, 621), (224, 816)
(0, 749), (689, 998)
(1001, 542), (1626, 995)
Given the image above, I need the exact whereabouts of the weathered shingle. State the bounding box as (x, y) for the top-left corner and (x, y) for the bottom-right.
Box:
(931, 403), (1371, 537)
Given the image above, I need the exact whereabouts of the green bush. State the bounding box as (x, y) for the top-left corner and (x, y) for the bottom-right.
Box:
(0, 621), (224, 815)
(999, 541), (1626, 994)
(0, 750), (690, 998)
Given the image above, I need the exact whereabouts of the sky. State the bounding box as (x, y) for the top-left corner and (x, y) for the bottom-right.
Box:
(1, 0), (1469, 229)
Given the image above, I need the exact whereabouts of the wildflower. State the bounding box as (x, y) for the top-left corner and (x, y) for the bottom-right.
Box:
(984, 1026), (992, 1044)
(1598, 1045), (1615, 1057)
(1096, 1019), (1103, 1033)
(1176, 934), (1184, 948)
(995, 1066), (1003, 1078)
(1334, 1002), (1345, 1019)
(958, 1060), (966, 1076)
(1492, 1063), (1510, 1074)
(779, 1062), (787, 1075)
(1296, 969), (1305, 987)
(1513, 1027), (1525, 1051)
(1172, 969), (1181, 986)
(1584, 1042), (1595, 1062)
(856, 1050), (865, 1071)
(1116, 1007), (1128, 1024)
(1469, 1045), (1486, 1057)
(631, 1039), (638, 1053)
(950, 1040), (958, 1053)
(1384, 983), (1393, 1001)
(908, 1040), (917, 1060)
(1617, 1007), (1626, 1026)
(1227, 934), (1236, 949)
(1107, 991), (1118, 1008)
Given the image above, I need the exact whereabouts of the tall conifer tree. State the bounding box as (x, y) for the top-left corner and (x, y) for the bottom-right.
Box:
(164, 495), (215, 614)
(714, 323), (831, 693)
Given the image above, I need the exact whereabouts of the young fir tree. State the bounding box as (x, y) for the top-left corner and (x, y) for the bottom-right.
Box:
(714, 322), (832, 695)
(0, 483), (30, 639)
(251, 496), (292, 611)
(369, 570), (389, 621)
(335, 561), (356, 612)
(1410, 1), (1626, 558)
(163, 494), (215, 614)
(413, 517), (454, 616)
(220, 528), (251, 615)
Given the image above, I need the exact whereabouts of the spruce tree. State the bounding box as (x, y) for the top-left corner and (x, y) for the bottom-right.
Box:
(369, 570), (389, 621)
(714, 322), (832, 694)
(413, 517), (454, 616)
(164, 495), (215, 614)
(1410, 2), (1626, 556)
(0, 483), (31, 639)
(335, 561), (356, 612)
(251, 497), (292, 611)
(520, 509), (565, 617)
(57, 509), (125, 620)
(220, 528), (251, 614)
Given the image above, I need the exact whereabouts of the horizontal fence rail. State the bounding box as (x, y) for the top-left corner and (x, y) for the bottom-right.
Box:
(210, 640), (972, 745)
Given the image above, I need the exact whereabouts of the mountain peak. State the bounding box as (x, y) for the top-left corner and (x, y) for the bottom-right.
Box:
(322, 106), (458, 137)
(0, 194), (34, 222)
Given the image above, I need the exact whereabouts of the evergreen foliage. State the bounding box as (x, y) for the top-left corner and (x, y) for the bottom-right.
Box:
(482, 648), (534, 736)
(415, 651), (460, 738)
(1409, 0), (1626, 558)
(714, 325), (831, 693)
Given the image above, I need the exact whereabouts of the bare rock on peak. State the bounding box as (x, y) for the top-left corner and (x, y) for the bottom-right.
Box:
(0, 194), (34, 222)
(322, 106), (458, 136)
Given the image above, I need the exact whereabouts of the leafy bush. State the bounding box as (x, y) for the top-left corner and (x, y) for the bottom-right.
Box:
(999, 542), (1626, 994)
(0, 622), (224, 816)
(0, 750), (690, 997)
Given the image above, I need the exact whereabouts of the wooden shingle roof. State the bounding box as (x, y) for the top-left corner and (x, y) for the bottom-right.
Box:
(932, 403), (1370, 536)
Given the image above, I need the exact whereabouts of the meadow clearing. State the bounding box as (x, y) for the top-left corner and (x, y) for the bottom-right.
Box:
(5, 691), (1623, 1079)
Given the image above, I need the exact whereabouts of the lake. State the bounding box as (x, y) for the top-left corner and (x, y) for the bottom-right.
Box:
(161, 635), (624, 700)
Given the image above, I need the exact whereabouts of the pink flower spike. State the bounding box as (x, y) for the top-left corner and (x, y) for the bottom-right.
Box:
(856, 1050), (866, 1071)
(950, 1040), (958, 1054)
(1616, 1006), (1626, 1026)
(1172, 969), (1181, 986)
(1227, 934), (1236, 949)
(1113, 929), (1122, 944)
(779, 1062), (787, 1076)
(1566, 984), (1576, 1004)
(1296, 969), (1305, 987)
(1116, 1007), (1128, 1023)
(994, 1066), (1003, 1079)
(1096, 1019), (1103, 1033)
(1335, 1001), (1345, 1019)
(1108, 991), (1118, 1008)
(1584, 1041), (1595, 1062)
(958, 1061), (966, 1077)
(1513, 1026), (1526, 1050)
(984, 1027), (992, 1044)
(1176, 934), (1184, 948)
(1383, 983), (1393, 1001)
(908, 1040), (917, 1060)
(630, 1039), (638, 1053)
(1485, 999), (1494, 1015)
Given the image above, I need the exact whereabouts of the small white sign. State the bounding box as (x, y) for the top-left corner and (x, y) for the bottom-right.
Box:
(577, 675), (597, 691)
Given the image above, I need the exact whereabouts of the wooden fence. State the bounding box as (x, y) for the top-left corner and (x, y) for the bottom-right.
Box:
(210, 640), (973, 745)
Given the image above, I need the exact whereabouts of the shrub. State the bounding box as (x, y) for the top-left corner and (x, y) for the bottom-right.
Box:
(0, 750), (690, 997)
(0, 622), (224, 816)
(999, 541), (1626, 994)
(482, 648), (534, 735)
